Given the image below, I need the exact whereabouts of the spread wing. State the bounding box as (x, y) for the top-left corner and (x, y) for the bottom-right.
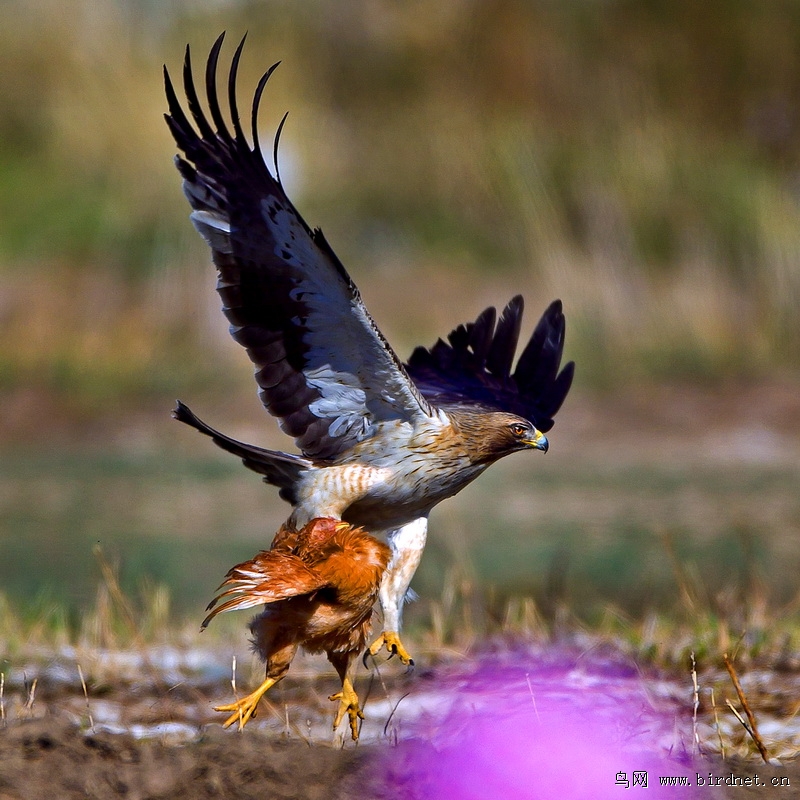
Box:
(164, 34), (433, 462)
(405, 296), (574, 432)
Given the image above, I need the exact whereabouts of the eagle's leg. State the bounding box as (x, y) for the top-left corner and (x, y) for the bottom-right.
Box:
(214, 638), (297, 730)
(366, 630), (414, 667)
(366, 517), (427, 667)
(327, 650), (364, 741)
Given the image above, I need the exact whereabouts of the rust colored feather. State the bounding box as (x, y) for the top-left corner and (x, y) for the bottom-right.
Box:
(202, 518), (390, 659)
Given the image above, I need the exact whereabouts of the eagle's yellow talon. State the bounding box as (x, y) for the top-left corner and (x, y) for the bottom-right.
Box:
(367, 631), (414, 666)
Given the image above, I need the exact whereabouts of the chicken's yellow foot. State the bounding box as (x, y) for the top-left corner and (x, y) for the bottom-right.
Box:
(214, 676), (277, 730)
(365, 630), (414, 666)
(329, 677), (364, 741)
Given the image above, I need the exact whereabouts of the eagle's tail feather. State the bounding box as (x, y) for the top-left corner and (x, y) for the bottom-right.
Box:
(173, 401), (311, 503)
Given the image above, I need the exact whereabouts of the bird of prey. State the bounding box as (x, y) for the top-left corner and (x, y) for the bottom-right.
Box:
(203, 517), (390, 739)
(164, 34), (573, 668)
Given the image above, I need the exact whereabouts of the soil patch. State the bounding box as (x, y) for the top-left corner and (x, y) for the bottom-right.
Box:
(2, 715), (799, 800)
(2, 646), (799, 799)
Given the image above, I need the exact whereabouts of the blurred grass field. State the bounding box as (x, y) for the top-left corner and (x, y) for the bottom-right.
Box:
(2, 0), (799, 417)
(1, 0), (799, 653)
(3, 388), (798, 648)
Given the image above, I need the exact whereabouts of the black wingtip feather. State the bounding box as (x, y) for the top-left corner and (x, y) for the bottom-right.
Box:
(181, 43), (215, 142)
(273, 110), (289, 186)
(251, 61), (281, 170)
(205, 32), (231, 141)
(486, 295), (524, 378)
(467, 306), (496, 367)
(228, 34), (249, 146)
(405, 298), (574, 431)
(164, 63), (197, 147)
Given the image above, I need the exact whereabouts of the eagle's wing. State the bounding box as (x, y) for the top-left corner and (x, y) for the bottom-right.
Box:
(405, 296), (574, 433)
(164, 34), (433, 462)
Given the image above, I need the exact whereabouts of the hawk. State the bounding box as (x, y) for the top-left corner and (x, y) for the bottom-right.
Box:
(164, 34), (574, 667)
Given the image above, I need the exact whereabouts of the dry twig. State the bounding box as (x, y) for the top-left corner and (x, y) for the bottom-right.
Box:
(229, 655), (245, 731)
(723, 652), (769, 763)
(690, 652), (701, 754)
(526, 672), (541, 724)
(22, 672), (38, 714)
(711, 688), (725, 760)
(77, 663), (95, 732)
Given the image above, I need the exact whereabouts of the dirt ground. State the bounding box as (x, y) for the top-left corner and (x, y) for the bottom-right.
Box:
(0, 715), (378, 800)
(1, 645), (798, 800)
(1, 709), (798, 800)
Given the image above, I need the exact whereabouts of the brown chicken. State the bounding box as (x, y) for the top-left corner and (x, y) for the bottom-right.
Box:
(202, 518), (391, 739)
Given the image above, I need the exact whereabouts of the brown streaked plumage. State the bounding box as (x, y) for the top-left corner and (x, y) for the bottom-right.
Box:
(165, 34), (574, 668)
(203, 517), (390, 739)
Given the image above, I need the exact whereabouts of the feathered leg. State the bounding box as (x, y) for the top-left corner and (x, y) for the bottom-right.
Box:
(366, 517), (427, 667)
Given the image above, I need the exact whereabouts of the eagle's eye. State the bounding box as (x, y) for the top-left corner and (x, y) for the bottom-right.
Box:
(509, 423), (527, 438)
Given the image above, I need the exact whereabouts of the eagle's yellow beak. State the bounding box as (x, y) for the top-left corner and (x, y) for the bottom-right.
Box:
(523, 430), (549, 453)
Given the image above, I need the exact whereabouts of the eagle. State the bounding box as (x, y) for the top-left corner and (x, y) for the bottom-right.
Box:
(164, 34), (574, 668)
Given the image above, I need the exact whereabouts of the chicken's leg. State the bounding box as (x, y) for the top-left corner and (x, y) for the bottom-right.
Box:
(214, 676), (278, 730)
(328, 651), (364, 741)
(214, 640), (296, 730)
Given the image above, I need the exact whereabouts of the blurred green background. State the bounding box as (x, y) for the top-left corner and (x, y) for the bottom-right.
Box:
(1, 0), (798, 629)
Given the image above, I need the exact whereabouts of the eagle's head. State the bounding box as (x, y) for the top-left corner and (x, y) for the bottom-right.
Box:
(450, 409), (549, 465)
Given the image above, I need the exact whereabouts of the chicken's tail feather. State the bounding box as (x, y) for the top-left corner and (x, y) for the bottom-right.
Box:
(201, 551), (324, 629)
